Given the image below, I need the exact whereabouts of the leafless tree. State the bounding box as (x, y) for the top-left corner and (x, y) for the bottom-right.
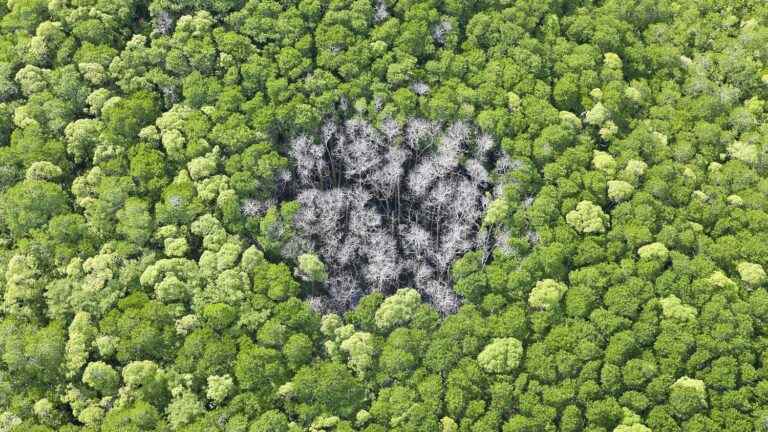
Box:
(475, 133), (495, 160)
(275, 168), (292, 189)
(407, 157), (442, 196)
(336, 128), (382, 180)
(326, 275), (360, 310)
(240, 198), (273, 217)
(495, 153), (523, 175)
(405, 118), (440, 152)
(522, 195), (535, 209)
(307, 295), (328, 314)
(526, 229), (540, 245)
(160, 85), (179, 106)
(374, 0), (389, 23)
(494, 229), (516, 257)
(380, 118), (402, 143)
(280, 235), (312, 260)
(413, 263), (435, 287)
(368, 147), (406, 196)
(290, 135), (326, 185)
(423, 280), (460, 314)
(401, 224), (432, 258)
(338, 96), (349, 112)
(432, 20), (453, 45)
(410, 81), (431, 96)
(465, 158), (489, 185)
(283, 118), (501, 312)
(154, 10), (174, 35)
(444, 121), (470, 146)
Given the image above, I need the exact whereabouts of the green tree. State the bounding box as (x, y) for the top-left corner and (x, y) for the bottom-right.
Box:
(529, 279), (568, 310)
(566, 201), (609, 234)
(374, 288), (421, 331)
(2, 179), (69, 239)
(477, 338), (524, 374)
(82, 361), (119, 395)
(295, 253), (328, 284)
(289, 361), (365, 422)
(116, 197), (153, 246)
(234, 339), (288, 395)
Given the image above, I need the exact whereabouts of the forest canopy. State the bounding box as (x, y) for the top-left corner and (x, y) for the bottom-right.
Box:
(2, 0), (768, 431)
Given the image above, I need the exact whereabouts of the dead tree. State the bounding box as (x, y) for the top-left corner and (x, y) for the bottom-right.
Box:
(284, 117), (501, 313)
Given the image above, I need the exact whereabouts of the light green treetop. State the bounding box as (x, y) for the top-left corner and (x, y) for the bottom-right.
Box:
(566, 201), (609, 234)
(592, 150), (617, 174)
(637, 242), (669, 261)
(166, 390), (204, 430)
(726, 194), (744, 207)
(441, 417), (459, 432)
(614, 424), (651, 432)
(33, 398), (54, 420)
(604, 52), (623, 69)
(737, 262), (766, 286)
(339, 332), (375, 375)
(374, 288), (421, 330)
(320, 314), (343, 337)
(483, 197), (510, 226)
(164, 237), (189, 257)
(122, 360), (159, 388)
(727, 141), (758, 164)
(0, 411), (22, 431)
(206, 374), (234, 404)
(187, 146), (220, 181)
(65, 311), (96, 378)
(529, 279), (568, 309)
(622, 159), (648, 182)
(296, 253), (328, 284)
(25, 161), (63, 181)
(607, 180), (634, 202)
(671, 376), (706, 395)
(708, 271), (737, 290)
(82, 361), (119, 395)
(559, 111), (582, 129)
(585, 102), (609, 125)
(477, 337), (524, 374)
(659, 295), (696, 321)
(619, 407), (642, 426)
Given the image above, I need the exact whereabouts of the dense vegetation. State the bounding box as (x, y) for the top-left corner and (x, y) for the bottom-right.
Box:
(2, 0), (768, 431)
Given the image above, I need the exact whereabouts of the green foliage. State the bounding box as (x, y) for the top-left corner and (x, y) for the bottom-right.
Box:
(669, 377), (708, 418)
(206, 374), (234, 404)
(477, 337), (523, 374)
(528, 279), (568, 310)
(296, 253), (328, 284)
(1, 0), (767, 430)
(737, 262), (766, 286)
(289, 362), (366, 422)
(81, 361), (119, 395)
(659, 295), (697, 322)
(249, 409), (291, 432)
(607, 180), (634, 202)
(2, 179), (69, 239)
(566, 201), (609, 234)
(614, 423), (651, 432)
(593, 150), (617, 175)
(252, 262), (300, 301)
(637, 242), (669, 261)
(235, 339), (287, 397)
(374, 288), (421, 331)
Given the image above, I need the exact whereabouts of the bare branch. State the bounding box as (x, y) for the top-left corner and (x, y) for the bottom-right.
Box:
(284, 117), (503, 312)
(431, 20), (453, 45)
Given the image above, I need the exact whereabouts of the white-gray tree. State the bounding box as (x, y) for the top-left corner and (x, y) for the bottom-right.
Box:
(284, 117), (501, 312)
